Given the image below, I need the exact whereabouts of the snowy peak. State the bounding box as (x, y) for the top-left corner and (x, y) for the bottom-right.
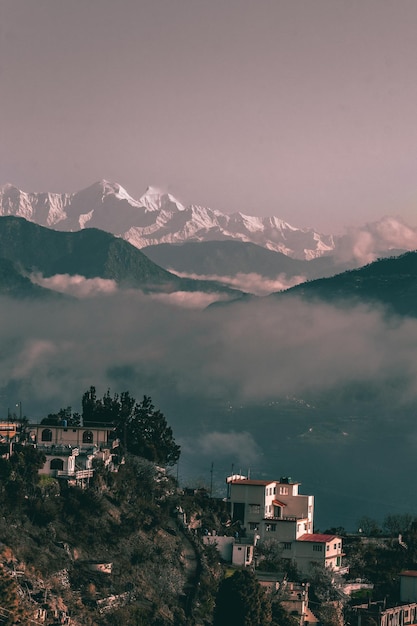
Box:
(139, 186), (185, 212)
(4, 179), (413, 261)
(77, 180), (142, 207)
(0, 180), (340, 258)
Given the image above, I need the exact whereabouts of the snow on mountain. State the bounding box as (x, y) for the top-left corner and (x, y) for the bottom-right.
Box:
(1, 180), (414, 261)
(139, 185), (186, 212)
(0, 183), (70, 226)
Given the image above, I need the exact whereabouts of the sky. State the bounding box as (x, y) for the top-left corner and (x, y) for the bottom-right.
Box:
(1, 0), (417, 233)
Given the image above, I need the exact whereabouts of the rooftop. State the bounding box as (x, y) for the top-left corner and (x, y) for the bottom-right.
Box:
(298, 533), (339, 543)
(229, 478), (300, 486)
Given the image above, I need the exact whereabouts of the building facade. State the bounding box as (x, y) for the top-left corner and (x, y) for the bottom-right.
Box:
(28, 424), (118, 482)
(227, 475), (314, 540)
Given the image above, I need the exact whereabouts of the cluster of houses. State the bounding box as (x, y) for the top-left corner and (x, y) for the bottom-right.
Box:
(4, 419), (417, 626)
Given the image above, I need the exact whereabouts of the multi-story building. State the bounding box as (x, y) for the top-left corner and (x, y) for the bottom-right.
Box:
(227, 475), (314, 540)
(226, 474), (345, 575)
(27, 423), (119, 483)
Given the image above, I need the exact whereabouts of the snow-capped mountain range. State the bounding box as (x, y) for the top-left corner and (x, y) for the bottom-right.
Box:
(1, 180), (416, 261)
(0, 180), (335, 260)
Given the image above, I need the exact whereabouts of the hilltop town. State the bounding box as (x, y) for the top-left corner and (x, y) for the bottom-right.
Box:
(1, 394), (417, 626)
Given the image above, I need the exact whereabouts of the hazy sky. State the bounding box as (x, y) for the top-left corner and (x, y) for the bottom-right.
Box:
(2, 0), (417, 232)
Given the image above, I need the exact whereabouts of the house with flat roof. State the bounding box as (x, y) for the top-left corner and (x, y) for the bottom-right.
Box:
(226, 474), (346, 576)
(28, 423), (119, 483)
(227, 475), (314, 541)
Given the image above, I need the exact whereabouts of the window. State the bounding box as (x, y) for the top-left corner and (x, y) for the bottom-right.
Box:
(313, 544), (323, 552)
(82, 430), (93, 444)
(249, 504), (260, 515)
(279, 487), (289, 495)
(41, 428), (52, 442)
(273, 487), (276, 494)
(266, 524), (276, 532)
(336, 556), (341, 566)
(283, 542), (291, 550)
(50, 458), (63, 471)
(326, 545), (329, 551)
(338, 543), (341, 549)
(334, 544), (337, 549)
(249, 523), (258, 531)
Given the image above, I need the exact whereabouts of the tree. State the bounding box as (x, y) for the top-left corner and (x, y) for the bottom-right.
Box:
(257, 539), (301, 579)
(357, 516), (381, 537)
(82, 386), (121, 425)
(118, 395), (180, 466)
(41, 406), (81, 426)
(213, 569), (272, 626)
(383, 513), (413, 537)
(81, 388), (180, 466)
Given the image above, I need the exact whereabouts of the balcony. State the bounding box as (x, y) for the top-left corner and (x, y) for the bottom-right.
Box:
(263, 515), (300, 522)
(38, 445), (79, 456)
(55, 469), (94, 479)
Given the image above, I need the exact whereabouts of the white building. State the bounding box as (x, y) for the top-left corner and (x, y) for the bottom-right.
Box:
(287, 533), (344, 575)
(227, 476), (314, 540)
(226, 474), (346, 576)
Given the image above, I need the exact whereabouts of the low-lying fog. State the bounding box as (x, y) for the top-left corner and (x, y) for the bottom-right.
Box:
(2, 280), (417, 529)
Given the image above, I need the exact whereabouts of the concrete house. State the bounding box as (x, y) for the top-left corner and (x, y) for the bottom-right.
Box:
(28, 423), (118, 483)
(227, 475), (314, 540)
(289, 534), (344, 575)
(400, 571), (417, 603)
(226, 474), (346, 576)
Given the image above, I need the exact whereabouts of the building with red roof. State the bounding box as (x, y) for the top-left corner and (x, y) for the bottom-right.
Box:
(226, 474), (346, 575)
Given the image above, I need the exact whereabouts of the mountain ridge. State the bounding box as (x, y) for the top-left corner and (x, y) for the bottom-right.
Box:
(0, 181), (335, 260)
(0, 216), (245, 300)
(2, 180), (416, 263)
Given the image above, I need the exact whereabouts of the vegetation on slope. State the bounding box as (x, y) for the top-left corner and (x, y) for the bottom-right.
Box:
(0, 216), (245, 297)
(279, 251), (417, 317)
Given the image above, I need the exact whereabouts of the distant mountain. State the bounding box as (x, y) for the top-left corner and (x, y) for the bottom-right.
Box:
(142, 240), (358, 282)
(0, 180), (336, 260)
(0, 216), (244, 298)
(278, 251), (417, 317)
(2, 180), (416, 265)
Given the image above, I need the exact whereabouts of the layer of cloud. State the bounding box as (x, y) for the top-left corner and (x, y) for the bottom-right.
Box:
(149, 290), (230, 308)
(31, 273), (118, 297)
(1, 291), (417, 419)
(337, 216), (417, 265)
(30, 273), (232, 308)
(168, 271), (306, 295)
